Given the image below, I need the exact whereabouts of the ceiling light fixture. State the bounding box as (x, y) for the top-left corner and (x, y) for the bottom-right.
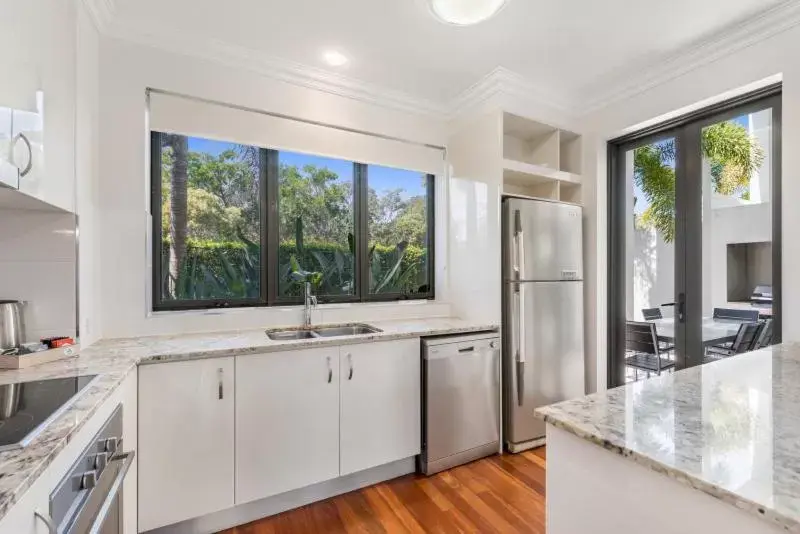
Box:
(427, 0), (508, 26)
(322, 50), (348, 67)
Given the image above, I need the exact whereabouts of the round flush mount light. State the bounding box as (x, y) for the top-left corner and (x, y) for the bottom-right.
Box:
(322, 50), (348, 67)
(427, 0), (508, 26)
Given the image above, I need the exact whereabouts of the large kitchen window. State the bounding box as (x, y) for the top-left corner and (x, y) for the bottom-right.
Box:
(151, 132), (435, 311)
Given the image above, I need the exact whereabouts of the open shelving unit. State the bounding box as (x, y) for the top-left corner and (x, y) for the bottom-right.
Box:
(501, 112), (583, 204)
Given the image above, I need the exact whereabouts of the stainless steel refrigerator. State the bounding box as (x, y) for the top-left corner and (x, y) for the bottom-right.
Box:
(502, 196), (585, 452)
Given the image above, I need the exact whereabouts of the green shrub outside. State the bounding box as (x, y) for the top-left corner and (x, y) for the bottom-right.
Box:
(161, 238), (428, 300)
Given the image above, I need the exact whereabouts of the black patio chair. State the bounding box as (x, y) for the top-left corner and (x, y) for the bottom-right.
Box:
(625, 321), (675, 380)
(712, 308), (760, 322)
(642, 308), (662, 321)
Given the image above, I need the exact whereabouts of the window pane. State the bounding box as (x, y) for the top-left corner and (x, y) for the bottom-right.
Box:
(367, 165), (430, 296)
(158, 133), (261, 303)
(701, 110), (774, 357)
(277, 151), (355, 298)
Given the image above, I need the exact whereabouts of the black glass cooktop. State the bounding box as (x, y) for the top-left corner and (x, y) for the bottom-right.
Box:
(0, 375), (97, 451)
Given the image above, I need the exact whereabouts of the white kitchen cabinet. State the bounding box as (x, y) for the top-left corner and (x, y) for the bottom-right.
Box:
(236, 347), (340, 504)
(0, 0), (76, 213)
(0, 489), (50, 534)
(339, 338), (421, 476)
(138, 358), (235, 532)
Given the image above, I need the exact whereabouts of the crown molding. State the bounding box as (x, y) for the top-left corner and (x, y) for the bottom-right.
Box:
(80, 0), (116, 33)
(448, 67), (576, 121)
(88, 0), (800, 125)
(579, 0), (800, 115)
(106, 22), (449, 119)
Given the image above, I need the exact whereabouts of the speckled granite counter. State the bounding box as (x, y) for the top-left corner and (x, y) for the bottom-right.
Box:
(0, 317), (497, 523)
(536, 343), (800, 532)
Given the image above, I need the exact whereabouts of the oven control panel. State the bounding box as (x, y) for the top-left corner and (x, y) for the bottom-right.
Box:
(50, 405), (123, 532)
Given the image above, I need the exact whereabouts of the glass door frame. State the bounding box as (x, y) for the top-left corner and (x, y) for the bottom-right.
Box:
(607, 84), (782, 388)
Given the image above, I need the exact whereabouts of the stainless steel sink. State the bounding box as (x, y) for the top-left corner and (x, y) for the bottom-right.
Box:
(265, 329), (318, 341)
(266, 324), (382, 340)
(312, 324), (382, 337)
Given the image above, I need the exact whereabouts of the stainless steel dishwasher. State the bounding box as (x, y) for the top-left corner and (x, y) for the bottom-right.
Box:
(419, 332), (501, 475)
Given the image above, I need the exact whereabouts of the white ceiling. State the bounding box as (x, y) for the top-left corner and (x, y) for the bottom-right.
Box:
(106, 0), (790, 112)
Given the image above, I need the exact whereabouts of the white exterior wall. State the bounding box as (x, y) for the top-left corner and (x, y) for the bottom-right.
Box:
(583, 24), (800, 392)
(96, 38), (453, 339)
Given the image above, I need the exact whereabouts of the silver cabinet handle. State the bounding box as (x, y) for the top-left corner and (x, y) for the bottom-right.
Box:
(34, 509), (56, 534)
(347, 353), (353, 380)
(326, 356), (332, 383)
(217, 368), (224, 400)
(12, 133), (33, 177)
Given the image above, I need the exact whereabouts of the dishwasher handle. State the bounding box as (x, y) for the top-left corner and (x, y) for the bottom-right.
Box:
(424, 338), (500, 360)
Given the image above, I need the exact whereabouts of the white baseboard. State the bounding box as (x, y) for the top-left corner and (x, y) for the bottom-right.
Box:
(143, 457), (416, 534)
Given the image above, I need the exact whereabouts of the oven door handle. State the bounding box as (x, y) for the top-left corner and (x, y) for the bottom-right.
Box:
(86, 451), (135, 534)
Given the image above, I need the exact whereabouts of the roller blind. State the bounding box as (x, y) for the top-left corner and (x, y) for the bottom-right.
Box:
(149, 92), (444, 175)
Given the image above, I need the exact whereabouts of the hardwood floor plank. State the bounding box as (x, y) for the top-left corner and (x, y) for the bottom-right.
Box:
(216, 448), (547, 534)
(489, 451), (546, 496)
(361, 485), (417, 533)
(373, 480), (428, 533)
(335, 490), (387, 534)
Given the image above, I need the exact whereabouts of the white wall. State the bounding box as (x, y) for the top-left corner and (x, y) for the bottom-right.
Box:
(582, 24), (800, 392)
(76, 0), (101, 345)
(0, 210), (76, 343)
(97, 37), (452, 338)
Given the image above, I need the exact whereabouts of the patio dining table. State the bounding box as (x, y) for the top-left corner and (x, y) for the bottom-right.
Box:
(650, 317), (745, 347)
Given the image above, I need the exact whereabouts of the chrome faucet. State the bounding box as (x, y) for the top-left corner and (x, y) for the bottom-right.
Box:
(304, 282), (318, 328)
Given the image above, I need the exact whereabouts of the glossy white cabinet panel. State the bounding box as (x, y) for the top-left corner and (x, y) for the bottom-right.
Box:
(236, 347), (340, 504)
(448, 176), (502, 324)
(0, 0), (75, 213)
(340, 339), (421, 476)
(138, 358), (235, 531)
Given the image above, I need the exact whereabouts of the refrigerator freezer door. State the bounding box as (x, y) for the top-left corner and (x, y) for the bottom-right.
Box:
(503, 197), (583, 281)
(505, 280), (585, 446)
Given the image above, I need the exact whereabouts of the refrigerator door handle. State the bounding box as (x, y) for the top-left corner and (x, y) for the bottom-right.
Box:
(516, 283), (526, 407)
(513, 209), (525, 281)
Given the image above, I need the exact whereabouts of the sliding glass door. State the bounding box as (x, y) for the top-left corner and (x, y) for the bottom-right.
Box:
(608, 87), (781, 387)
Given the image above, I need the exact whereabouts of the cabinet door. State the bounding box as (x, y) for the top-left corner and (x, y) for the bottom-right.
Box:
(138, 358), (235, 532)
(340, 339), (421, 476)
(0, 489), (49, 534)
(236, 347), (340, 504)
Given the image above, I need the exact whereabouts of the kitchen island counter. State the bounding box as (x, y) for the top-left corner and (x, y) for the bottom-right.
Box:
(537, 343), (800, 533)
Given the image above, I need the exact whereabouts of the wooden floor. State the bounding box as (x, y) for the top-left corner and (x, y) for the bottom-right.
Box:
(219, 447), (546, 534)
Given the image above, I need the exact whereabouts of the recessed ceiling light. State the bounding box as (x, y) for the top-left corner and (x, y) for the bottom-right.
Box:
(427, 0), (508, 26)
(322, 50), (348, 67)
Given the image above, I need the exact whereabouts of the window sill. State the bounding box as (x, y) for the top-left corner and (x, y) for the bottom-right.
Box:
(147, 299), (445, 318)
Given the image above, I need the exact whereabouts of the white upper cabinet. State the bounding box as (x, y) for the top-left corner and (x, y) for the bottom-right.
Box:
(340, 338), (421, 476)
(236, 347), (341, 505)
(138, 358), (235, 532)
(0, 0), (76, 212)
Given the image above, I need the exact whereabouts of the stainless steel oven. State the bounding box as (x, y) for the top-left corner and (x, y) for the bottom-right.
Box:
(38, 405), (135, 534)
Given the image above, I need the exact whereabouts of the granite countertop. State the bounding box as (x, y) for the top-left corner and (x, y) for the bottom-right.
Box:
(0, 317), (498, 523)
(536, 343), (800, 532)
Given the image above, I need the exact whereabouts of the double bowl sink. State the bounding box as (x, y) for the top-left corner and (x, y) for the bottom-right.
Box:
(266, 324), (382, 341)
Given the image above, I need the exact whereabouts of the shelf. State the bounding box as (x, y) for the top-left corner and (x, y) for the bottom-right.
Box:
(501, 111), (584, 205)
(502, 159), (581, 186)
(503, 181), (559, 200)
(560, 182), (582, 204)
